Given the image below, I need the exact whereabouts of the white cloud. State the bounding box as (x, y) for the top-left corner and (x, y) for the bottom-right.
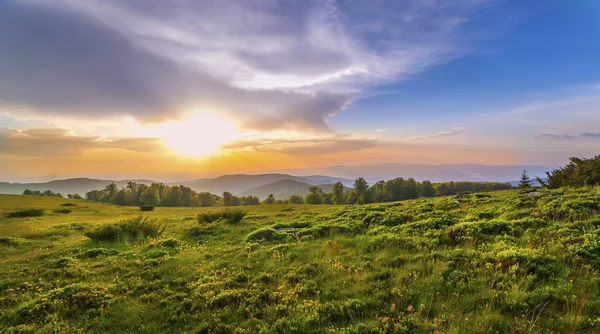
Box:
(4, 0), (490, 132)
(407, 127), (464, 141)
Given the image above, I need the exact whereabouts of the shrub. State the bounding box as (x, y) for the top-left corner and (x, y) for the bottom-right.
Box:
(52, 208), (72, 214)
(6, 208), (44, 218)
(140, 205), (155, 211)
(84, 216), (165, 242)
(197, 209), (246, 224)
(0, 237), (28, 246)
(60, 203), (77, 207)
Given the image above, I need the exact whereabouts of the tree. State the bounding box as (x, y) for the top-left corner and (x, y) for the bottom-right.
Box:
(288, 195), (304, 204)
(140, 187), (160, 206)
(519, 170), (532, 189)
(263, 194), (276, 205)
(104, 183), (118, 200)
(353, 177), (368, 204)
(332, 182), (345, 204)
(73, 193), (83, 199)
(162, 186), (184, 206)
(304, 186), (324, 204)
(22, 189), (34, 195)
(111, 189), (128, 206)
(198, 192), (216, 207)
(419, 180), (436, 197)
(374, 180), (385, 203)
(222, 191), (234, 206)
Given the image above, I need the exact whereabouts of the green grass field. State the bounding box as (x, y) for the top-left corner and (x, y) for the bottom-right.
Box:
(1, 189), (599, 333)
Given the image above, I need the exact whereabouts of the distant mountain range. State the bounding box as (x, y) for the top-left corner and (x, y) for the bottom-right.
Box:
(278, 163), (556, 184)
(238, 179), (335, 200)
(0, 163), (556, 199)
(0, 174), (351, 198)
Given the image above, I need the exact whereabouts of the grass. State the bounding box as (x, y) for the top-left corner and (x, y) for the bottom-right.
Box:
(0, 188), (599, 333)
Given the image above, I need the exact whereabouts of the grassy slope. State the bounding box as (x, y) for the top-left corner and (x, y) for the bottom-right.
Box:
(0, 189), (599, 333)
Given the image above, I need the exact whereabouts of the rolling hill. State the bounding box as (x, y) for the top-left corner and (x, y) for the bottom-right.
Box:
(238, 179), (335, 200)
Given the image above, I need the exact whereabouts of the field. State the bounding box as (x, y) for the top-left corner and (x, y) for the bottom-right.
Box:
(0, 188), (599, 333)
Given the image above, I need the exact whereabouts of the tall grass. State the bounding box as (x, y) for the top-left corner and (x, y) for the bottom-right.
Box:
(197, 209), (246, 224)
(85, 216), (165, 242)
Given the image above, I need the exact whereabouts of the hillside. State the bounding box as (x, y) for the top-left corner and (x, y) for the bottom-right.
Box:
(0, 178), (155, 196)
(238, 179), (335, 200)
(0, 188), (599, 332)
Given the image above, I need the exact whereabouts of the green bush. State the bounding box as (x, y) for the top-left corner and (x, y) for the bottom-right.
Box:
(0, 237), (28, 246)
(197, 209), (246, 224)
(52, 208), (72, 214)
(6, 208), (44, 218)
(140, 205), (155, 211)
(84, 216), (165, 242)
(60, 203), (77, 207)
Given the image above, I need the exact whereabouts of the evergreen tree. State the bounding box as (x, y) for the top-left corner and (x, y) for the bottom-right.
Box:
(518, 170), (533, 189)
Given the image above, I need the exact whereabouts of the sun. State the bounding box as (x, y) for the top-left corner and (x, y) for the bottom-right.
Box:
(150, 112), (240, 157)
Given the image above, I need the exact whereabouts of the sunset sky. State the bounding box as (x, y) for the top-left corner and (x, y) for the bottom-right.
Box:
(1, 0), (600, 182)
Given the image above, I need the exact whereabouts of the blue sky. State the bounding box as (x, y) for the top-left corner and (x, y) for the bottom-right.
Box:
(0, 0), (599, 181)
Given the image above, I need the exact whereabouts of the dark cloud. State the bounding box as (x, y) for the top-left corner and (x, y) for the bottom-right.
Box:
(0, 0), (483, 132)
(221, 137), (378, 155)
(539, 133), (575, 140)
(0, 1), (350, 131)
(0, 127), (165, 157)
(581, 132), (600, 138)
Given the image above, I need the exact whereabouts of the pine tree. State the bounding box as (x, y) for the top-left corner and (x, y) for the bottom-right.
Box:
(518, 170), (532, 189)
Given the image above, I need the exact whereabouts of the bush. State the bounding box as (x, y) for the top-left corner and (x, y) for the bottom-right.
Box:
(197, 209), (246, 224)
(140, 205), (155, 211)
(60, 203), (77, 207)
(52, 208), (72, 214)
(85, 216), (165, 242)
(6, 208), (44, 218)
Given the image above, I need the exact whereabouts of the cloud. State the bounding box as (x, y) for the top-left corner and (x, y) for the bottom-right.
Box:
(539, 132), (600, 140)
(539, 133), (575, 140)
(221, 136), (379, 155)
(0, 127), (165, 157)
(0, 0), (487, 132)
(407, 128), (464, 141)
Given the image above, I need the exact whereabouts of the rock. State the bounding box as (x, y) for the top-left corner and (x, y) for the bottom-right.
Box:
(276, 227), (298, 232)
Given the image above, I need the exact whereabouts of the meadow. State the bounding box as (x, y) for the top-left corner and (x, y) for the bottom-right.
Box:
(0, 188), (599, 333)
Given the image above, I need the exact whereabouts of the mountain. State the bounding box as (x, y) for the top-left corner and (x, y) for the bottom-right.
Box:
(238, 179), (335, 200)
(278, 163), (555, 184)
(0, 178), (155, 196)
(178, 174), (309, 194)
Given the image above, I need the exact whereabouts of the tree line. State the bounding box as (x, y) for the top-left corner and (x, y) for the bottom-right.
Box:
(62, 178), (512, 207)
(22, 189), (82, 199)
(538, 154), (600, 188)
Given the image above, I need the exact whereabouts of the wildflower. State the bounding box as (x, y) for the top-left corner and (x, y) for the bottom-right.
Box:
(407, 305), (415, 312)
(316, 290), (320, 295)
(391, 303), (396, 311)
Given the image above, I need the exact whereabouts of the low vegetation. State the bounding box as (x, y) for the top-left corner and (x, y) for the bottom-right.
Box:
(197, 209), (246, 224)
(5, 208), (44, 218)
(1, 184), (599, 332)
(84, 216), (165, 242)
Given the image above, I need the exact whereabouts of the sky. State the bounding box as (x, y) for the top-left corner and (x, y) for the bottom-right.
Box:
(1, 0), (599, 182)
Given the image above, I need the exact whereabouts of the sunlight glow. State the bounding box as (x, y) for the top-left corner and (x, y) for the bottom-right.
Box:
(148, 112), (240, 157)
